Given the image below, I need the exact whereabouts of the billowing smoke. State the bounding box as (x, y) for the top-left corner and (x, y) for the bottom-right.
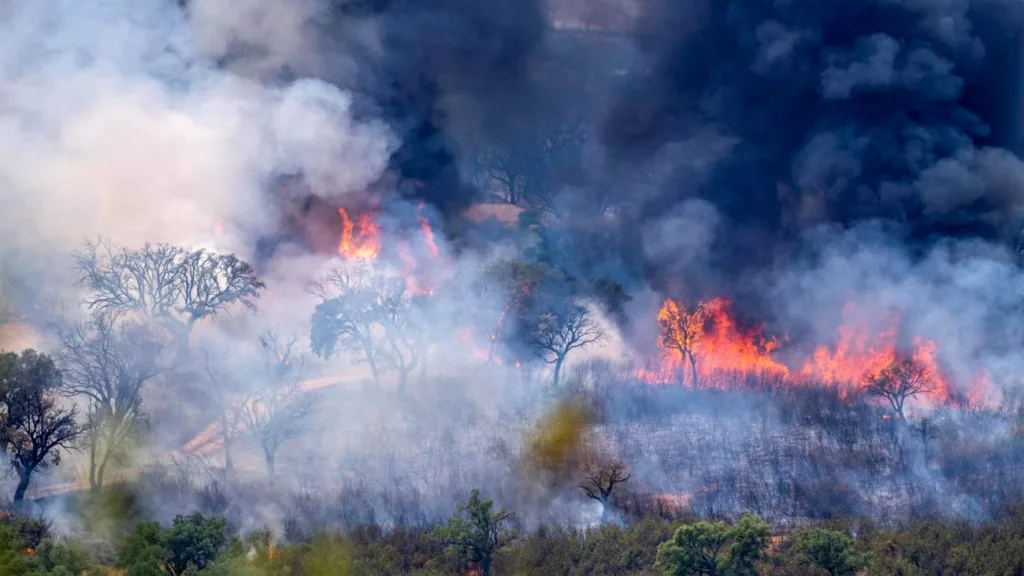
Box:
(2, 0), (1024, 540)
(603, 0), (1024, 287)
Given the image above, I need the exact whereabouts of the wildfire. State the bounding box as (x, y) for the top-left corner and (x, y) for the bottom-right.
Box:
(337, 207), (381, 260)
(648, 298), (788, 388)
(644, 297), (964, 404)
(417, 203), (440, 258)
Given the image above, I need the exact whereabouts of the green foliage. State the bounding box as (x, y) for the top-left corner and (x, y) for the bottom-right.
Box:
(118, 512), (230, 575)
(792, 528), (865, 576)
(120, 520), (164, 574)
(722, 514), (771, 576)
(434, 489), (516, 576)
(655, 519), (731, 575)
(301, 533), (355, 576)
(654, 514), (770, 576)
(0, 518), (91, 576)
(25, 540), (92, 576)
(163, 512), (230, 574)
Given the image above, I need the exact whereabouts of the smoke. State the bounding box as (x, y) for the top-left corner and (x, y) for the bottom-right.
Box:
(603, 0), (1024, 275)
(2, 0), (1024, 539)
(0, 0), (394, 257)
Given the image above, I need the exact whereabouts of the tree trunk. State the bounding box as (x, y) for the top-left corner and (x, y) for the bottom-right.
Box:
(688, 351), (699, 389)
(222, 413), (234, 471)
(13, 468), (32, 504)
(265, 448), (276, 478)
(553, 357), (564, 388)
(96, 448), (113, 490)
(481, 555), (492, 576)
(365, 348), (381, 389)
(88, 435), (99, 491)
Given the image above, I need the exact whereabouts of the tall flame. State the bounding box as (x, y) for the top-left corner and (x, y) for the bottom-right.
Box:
(337, 208), (380, 260)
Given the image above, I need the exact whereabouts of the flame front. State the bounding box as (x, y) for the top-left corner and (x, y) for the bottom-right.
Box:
(645, 297), (964, 405)
(337, 207), (380, 260)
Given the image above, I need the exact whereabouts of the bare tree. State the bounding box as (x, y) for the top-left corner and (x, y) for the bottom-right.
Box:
(909, 416), (938, 466)
(58, 316), (165, 490)
(864, 356), (934, 421)
(579, 461), (631, 524)
(240, 332), (315, 478)
(531, 304), (605, 388)
(0, 350), (81, 504)
(74, 240), (265, 356)
(657, 299), (708, 388)
(200, 348), (246, 473)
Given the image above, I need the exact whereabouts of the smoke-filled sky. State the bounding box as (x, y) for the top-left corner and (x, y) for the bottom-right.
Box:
(3, 0), (1024, 524)
(0, 0), (1023, 384)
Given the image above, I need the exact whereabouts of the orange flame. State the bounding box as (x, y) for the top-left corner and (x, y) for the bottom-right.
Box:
(417, 204), (440, 258)
(337, 207), (380, 260)
(645, 297), (966, 405)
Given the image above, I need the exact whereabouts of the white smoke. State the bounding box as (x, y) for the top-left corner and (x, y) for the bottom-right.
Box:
(0, 0), (395, 256)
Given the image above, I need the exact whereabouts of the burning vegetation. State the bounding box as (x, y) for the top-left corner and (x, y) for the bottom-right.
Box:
(7, 0), (1024, 573)
(642, 296), (961, 411)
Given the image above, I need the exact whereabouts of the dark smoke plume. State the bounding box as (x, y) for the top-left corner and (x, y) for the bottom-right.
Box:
(604, 0), (1024, 290)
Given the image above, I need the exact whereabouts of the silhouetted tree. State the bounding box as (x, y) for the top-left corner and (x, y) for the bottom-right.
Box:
(311, 263), (424, 392)
(909, 416), (938, 466)
(0, 350), (81, 503)
(657, 299), (708, 388)
(579, 460), (630, 524)
(532, 303), (605, 388)
(74, 240), (265, 356)
(58, 316), (165, 490)
(311, 263), (386, 387)
(200, 347), (246, 472)
(864, 356), (933, 421)
(480, 259), (552, 364)
(240, 332), (315, 478)
(434, 489), (517, 576)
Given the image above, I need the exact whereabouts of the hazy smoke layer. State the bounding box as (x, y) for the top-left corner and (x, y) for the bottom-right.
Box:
(1, 0), (1024, 534)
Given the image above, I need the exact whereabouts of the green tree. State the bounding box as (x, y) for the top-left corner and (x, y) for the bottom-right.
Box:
(723, 514), (771, 576)
(655, 520), (731, 575)
(120, 513), (230, 575)
(162, 512), (229, 574)
(434, 489), (517, 576)
(0, 350), (81, 504)
(793, 528), (866, 576)
(655, 514), (770, 576)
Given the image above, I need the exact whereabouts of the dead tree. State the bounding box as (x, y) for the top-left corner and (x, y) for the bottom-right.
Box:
(579, 461), (631, 524)
(200, 347), (246, 472)
(0, 350), (81, 504)
(864, 356), (933, 421)
(657, 299), (708, 388)
(74, 240), (265, 357)
(909, 417), (938, 466)
(531, 304), (605, 388)
(240, 332), (315, 478)
(58, 316), (165, 490)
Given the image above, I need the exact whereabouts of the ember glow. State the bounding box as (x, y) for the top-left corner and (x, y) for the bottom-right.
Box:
(643, 297), (963, 405)
(337, 207), (381, 260)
